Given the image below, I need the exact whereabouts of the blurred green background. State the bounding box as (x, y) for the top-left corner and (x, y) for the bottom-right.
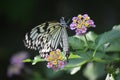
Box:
(0, 0), (120, 80)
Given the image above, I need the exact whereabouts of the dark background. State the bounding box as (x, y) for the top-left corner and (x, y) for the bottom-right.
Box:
(0, 0), (120, 80)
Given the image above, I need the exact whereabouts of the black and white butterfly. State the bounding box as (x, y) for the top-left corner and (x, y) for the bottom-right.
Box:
(24, 17), (69, 60)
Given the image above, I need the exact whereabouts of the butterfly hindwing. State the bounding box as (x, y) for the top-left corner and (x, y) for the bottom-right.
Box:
(24, 22), (62, 54)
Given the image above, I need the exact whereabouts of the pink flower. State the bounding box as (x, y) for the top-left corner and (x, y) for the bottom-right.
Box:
(82, 14), (89, 19)
(75, 26), (87, 35)
(70, 14), (96, 35)
(7, 65), (21, 77)
(58, 61), (65, 69)
(47, 62), (53, 68)
(51, 65), (57, 70)
(75, 29), (82, 35)
(45, 49), (66, 70)
(87, 20), (96, 27)
(72, 17), (79, 21)
(11, 52), (28, 65)
(81, 26), (87, 34)
(70, 23), (77, 30)
(7, 51), (28, 77)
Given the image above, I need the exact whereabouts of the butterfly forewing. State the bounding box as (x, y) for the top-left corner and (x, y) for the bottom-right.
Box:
(24, 18), (69, 59)
(24, 22), (62, 54)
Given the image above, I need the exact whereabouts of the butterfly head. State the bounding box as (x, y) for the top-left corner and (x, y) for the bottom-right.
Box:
(60, 17), (68, 27)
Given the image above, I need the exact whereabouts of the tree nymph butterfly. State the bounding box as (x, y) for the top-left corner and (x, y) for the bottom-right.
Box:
(24, 17), (69, 60)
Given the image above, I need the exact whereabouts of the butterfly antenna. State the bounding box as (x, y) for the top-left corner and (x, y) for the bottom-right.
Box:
(67, 18), (71, 24)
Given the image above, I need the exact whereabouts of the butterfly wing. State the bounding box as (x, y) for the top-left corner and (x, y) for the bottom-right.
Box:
(24, 22), (63, 57)
(24, 17), (70, 59)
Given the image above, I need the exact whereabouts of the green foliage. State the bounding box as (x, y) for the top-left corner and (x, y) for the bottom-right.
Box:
(105, 39), (120, 52)
(83, 62), (105, 80)
(24, 25), (120, 79)
(68, 36), (85, 50)
(23, 59), (32, 62)
(23, 56), (45, 65)
(95, 25), (120, 49)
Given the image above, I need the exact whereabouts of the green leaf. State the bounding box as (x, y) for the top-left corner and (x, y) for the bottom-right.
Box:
(105, 39), (120, 52)
(65, 58), (87, 68)
(32, 56), (45, 65)
(45, 68), (63, 78)
(23, 59), (32, 62)
(86, 31), (98, 42)
(116, 73), (120, 80)
(69, 53), (81, 59)
(77, 51), (92, 60)
(95, 25), (120, 49)
(92, 52), (107, 63)
(83, 62), (105, 80)
(68, 36), (85, 50)
(84, 63), (97, 80)
(69, 32), (97, 50)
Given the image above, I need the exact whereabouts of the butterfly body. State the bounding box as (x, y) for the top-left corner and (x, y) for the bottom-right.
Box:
(24, 17), (69, 59)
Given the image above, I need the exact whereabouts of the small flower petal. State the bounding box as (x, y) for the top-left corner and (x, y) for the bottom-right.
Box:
(84, 22), (89, 27)
(51, 65), (57, 70)
(75, 29), (82, 35)
(70, 23), (77, 30)
(72, 17), (78, 21)
(53, 60), (57, 65)
(81, 26), (87, 34)
(87, 20), (94, 25)
(50, 51), (54, 55)
(78, 14), (82, 19)
(77, 24), (82, 28)
(58, 61), (65, 69)
(56, 49), (61, 55)
(83, 14), (90, 20)
(91, 24), (96, 27)
(47, 62), (53, 68)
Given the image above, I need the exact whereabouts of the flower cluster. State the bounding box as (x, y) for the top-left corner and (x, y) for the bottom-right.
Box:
(7, 51), (28, 77)
(45, 49), (66, 70)
(70, 14), (96, 35)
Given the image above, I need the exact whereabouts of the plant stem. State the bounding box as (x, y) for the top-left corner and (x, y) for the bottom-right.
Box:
(84, 35), (97, 58)
(84, 35), (89, 49)
(84, 35), (91, 58)
(92, 48), (97, 57)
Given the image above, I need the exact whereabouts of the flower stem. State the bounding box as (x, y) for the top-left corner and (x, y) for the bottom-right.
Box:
(84, 35), (97, 58)
(84, 35), (89, 48)
(84, 35), (91, 58)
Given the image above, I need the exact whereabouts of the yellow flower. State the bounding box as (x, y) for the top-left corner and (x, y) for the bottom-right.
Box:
(84, 17), (90, 20)
(78, 14), (82, 19)
(84, 22), (89, 27)
(50, 51), (54, 55)
(77, 24), (82, 28)
(47, 57), (51, 61)
(53, 60), (57, 65)
(58, 56), (63, 60)
(46, 49), (65, 65)
(56, 49), (60, 55)
(73, 20), (77, 23)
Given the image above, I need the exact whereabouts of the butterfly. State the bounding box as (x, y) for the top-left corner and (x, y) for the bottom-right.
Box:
(24, 17), (69, 60)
